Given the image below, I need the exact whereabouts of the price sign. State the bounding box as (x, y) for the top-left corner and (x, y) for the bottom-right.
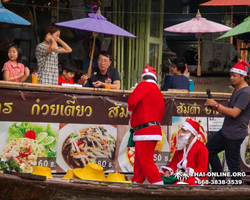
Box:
(154, 151), (170, 166)
(37, 157), (56, 170)
(96, 157), (114, 171)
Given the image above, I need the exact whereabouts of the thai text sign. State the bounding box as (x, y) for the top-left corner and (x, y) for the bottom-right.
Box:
(0, 91), (229, 125)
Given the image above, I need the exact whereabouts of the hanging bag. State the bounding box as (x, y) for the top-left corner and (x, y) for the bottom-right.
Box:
(127, 128), (135, 147)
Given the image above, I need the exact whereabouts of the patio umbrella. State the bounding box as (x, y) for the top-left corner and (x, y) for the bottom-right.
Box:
(0, 2), (31, 25)
(200, 0), (250, 44)
(164, 10), (231, 76)
(56, 8), (136, 77)
(218, 16), (250, 39)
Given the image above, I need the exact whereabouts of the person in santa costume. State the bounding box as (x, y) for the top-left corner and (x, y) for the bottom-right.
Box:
(127, 65), (165, 185)
(206, 61), (250, 182)
(160, 118), (209, 185)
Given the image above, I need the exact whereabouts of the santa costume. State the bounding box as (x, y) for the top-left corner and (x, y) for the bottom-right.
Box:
(128, 65), (165, 185)
(160, 118), (209, 185)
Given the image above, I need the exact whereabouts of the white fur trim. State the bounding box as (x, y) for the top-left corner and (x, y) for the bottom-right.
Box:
(181, 122), (197, 135)
(152, 181), (164, 185)
(176, 182), (189, 185)
(133, 135), (162, 141)
(230, 68), (247, 76)
(177, 137), (197, 170)
(185, 168), (203, 185)
(141, 72), (157, 80)
(129, 119), (131, 128)
(159, 166), (174, 175)
(185, 167), (194, 176)
(145, 79), (157, 84)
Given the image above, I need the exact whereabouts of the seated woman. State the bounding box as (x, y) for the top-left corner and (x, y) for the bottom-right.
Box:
(160, 118), (209, 185)
(78, 51), (121, 90)
(162, 58), (189, 91)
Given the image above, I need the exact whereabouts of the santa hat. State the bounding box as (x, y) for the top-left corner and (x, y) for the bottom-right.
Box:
(230, 61), (250, 76)
(141, 65), (157, 81)
(181, 118), (206, 141)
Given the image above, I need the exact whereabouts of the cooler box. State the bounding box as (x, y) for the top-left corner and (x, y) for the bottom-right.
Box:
(189, 80), (194, 92)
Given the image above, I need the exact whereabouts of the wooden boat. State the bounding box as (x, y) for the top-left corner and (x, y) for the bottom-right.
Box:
(0, 173), (250, 200)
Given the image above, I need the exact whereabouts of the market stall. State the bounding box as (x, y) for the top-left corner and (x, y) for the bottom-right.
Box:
(3, 81), (250, 176)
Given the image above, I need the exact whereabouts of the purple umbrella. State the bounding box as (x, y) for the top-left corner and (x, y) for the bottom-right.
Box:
(56, 8), (135, 77)
(164, 10), (231, 76)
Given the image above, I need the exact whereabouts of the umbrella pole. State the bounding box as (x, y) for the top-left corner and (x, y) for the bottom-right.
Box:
(197, 33), (201, 76)
(230, 6), (234, 44)
(88, 33), (98, 78)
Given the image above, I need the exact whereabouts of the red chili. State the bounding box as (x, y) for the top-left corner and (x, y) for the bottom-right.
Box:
(28, 146), (32, 154)
(77, 141), (83, 146)
(20, 153), (28, 158)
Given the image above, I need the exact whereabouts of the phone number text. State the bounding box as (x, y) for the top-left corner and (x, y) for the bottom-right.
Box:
(195, 179), (242, 185)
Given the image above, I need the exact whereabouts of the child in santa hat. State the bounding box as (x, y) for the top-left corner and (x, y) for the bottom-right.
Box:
(205, 61), (250, 182)
(127, 65), (165, 185)
(160, 118), (209, 185)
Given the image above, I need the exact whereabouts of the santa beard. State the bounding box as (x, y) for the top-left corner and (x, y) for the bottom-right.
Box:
(176, 132), (191, 150)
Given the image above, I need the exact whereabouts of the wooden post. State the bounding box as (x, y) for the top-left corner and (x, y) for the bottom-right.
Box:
(197, 33), (201, 76)
(88, 33), (98, 78)
(113, 0), (117, 70)
(120, 1), (124, 90)
(131, 0), (136, 86)
(126, 0), (132, 89)
(230, 6), (234, 44)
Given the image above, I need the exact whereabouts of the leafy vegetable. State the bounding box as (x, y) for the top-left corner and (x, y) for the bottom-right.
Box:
(8, 122), (46, 142)
(0, 157), (22, 173)
(109, 140), (114, 145)
(46, 124), (56, 138)
(70, 134), (78, 138)
(47, 148), (57, 158)
(8, 123), (24, 142)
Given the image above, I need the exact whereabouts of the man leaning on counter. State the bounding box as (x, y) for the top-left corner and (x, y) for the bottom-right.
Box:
(79, 51), (121, 90)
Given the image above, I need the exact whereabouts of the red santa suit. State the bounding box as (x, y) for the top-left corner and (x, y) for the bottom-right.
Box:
(128, 65), (165, 185)
(160, 118), (209, 185)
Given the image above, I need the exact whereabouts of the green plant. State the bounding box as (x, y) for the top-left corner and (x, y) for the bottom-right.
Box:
(0, 156), (22, 173)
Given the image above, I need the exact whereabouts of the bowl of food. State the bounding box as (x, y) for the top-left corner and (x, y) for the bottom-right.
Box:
(58, 124), (116, 171)
(240, 136), (250, 168)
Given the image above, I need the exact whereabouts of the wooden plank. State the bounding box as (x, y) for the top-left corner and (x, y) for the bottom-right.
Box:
(10, 172), (46, 181)
(0, 81), (231, 98)
(1, 174), (250, 200)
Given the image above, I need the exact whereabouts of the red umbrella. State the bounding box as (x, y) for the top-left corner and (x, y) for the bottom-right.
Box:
(200, 0), (250, 43)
